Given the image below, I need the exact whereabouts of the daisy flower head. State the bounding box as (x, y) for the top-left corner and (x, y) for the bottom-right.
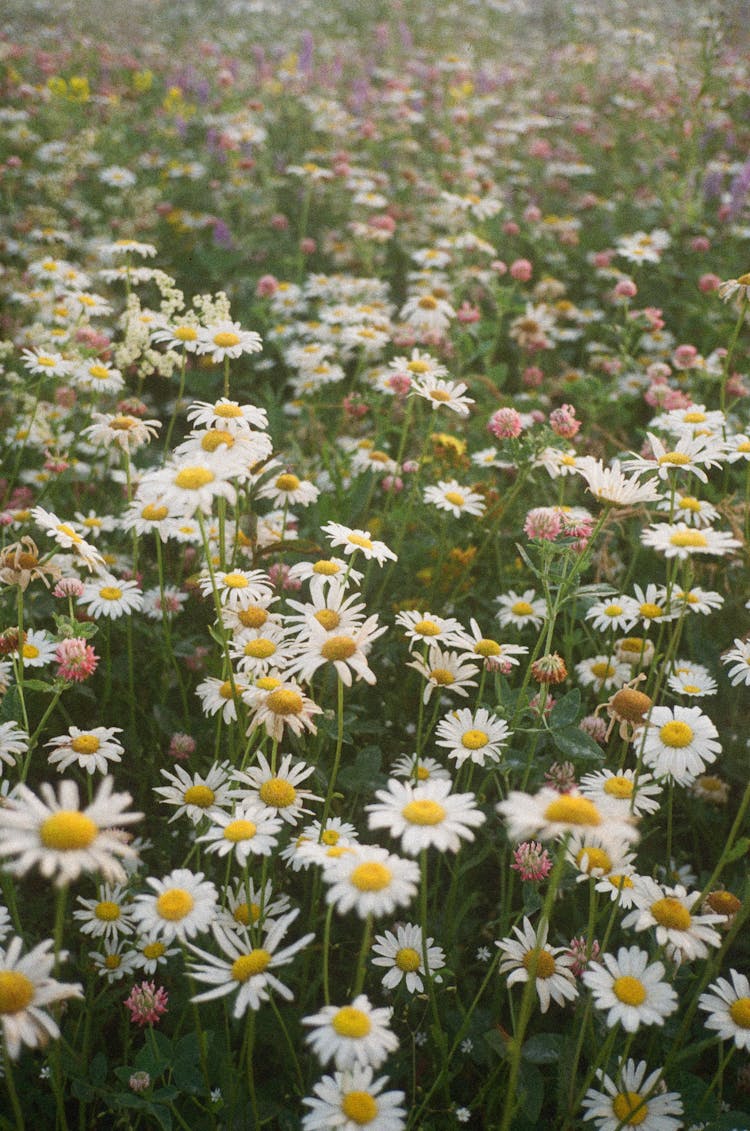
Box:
(584, 596), (638, 634)
(495, 916), (578, 1014)
(371, 923), (445, 993)
(630, 583), (677, 630)
(666, 661), (717, 698)
(21, 348), (72, 378)
(73, 883), (134, 943)
(131, 937), (180, 976)
(18, 628), (58, 669)
(230, 625), (296, 677)
(573, 457), (661, 507)
(698, 969), (750, 1050)
(656, 492), (719, 527)
(622, 430), (724, 485)
(394, 609), (464, 648)
(302, 1066), (406, 1131)
(566, 830), (636, 884)
(186, 398), (269, 434)
(496, 589), (546, 631)
(78, 575), (143, 620)
(152, 763), (234, 825)
(195, 320), (263, 363)
(410, 374), (474, 416)
(31, 506), (105, 572)
(196, 675), (248, 724)
(0, 776), (140, 886)
(579, 769), (661, 818)
(0, 722), (28, 772)
(256, 468), (320, 508)
(423, 480), (486, 519)
(232, 752), (322, 825)
(90, 942), (138, 982)
(321, 522), (397, 566)
(641, 522), (741, 560)
(200, 568), (273, 609)
(188, 910), (314, 1017)
(581, 1058), (683, 1131)
(303, 994), (398, 1070)
(640, 704), (721, 785)
(672, 586), (723, 615)
(575, 655), (631, 693)
(449, 618), (529, 669)
(390, 754), (452, 784)
(46, 726), (124, 776)
(321, 844), (419, 919)
(288, 557), (364, 601)
(0, 936), (83, 1059)
(72, 359), (125, 396)
(242, 679), (321, 742)
(622, 878), (722, 964)
(286, 615), (385, 688)
(497, 788), (639, 848)
(141, 454), (245, 518)
(406, 643), (479, 704)
(582, 946), (678, 1032)
(434, 707), (510, 768)
(217, 878), (292, 934)
(197, 804), (283, 864)
(131, 869), (218, 943)
(366, 777), (485, 856)
(722, 637), (750, 686)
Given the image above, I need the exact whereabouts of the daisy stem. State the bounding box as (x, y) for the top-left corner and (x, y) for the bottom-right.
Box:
(320, 677), (345, 831)
(351, 913), (373, 997)
(703, 1041), (736, 1105)
(53, 884), (68, 972)
(223, 356), (231, 399)
(419, 850), (449, 1095)
(269, 996), (304, 1093)
(720, 294), (748, 414)
(196, 511), (242, 718)
(14, 589), (29, 737)
(155, 535), (190, 724)
(322, 902), (334, 1005)
(163, 353), (186, 455)
(246, 1010), (259, 1126)
(560, 1022), (620, 1131)
(665, 780), (674, 865)
(2, 1045), (24, 1131)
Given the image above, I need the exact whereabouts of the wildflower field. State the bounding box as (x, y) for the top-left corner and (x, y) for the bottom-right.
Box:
(2, 0), (750, 1127)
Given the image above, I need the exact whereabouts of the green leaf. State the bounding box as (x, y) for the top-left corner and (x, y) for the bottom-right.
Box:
(338, 747), (383, 793)
(521, 1033), (564, 1064)
(723, 836), (750, 864)
(0, 686), (22, 724)
(549, 689), (581, 730)
(552, 726), (604, 763)
(89, 1052), (107, 1087)
(518, 1061), (544, 1122)
(53, 613), (98, 640)
(482, 1028), (509, 1058)
(18, 678), (55, 693)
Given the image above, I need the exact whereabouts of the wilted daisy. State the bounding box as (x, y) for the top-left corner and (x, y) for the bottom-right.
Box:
(131, 869), (218, 943)
(406, 644), (479, 704)
(640, 704), (721, 785)
(321, 844), (419, 918)
(496, 589), (546, 630)
(721, 637), (750, 686)
(698, 969), (750, 1050)
(582, 947), (678, 1032)
(46, 726), (124, 775)
(371, 923), (445, 993)
(321, 522), (397, 565)
(198, 805), (283, 864)
(496, 917), (578, 1013)
(78, 575), (143, 620)
(153, 763), (234, 824)
(303, 995), (398, 1070)
(0, 936), (83, 1059)
(302, 1065), (406, 1131)
(367, 778), (485, 855)
(581, 1058), (683, 1130)
(423, 480), (486, 518)
(188, 910), (313, 1016)
(232, 752), (322, 825)
(622, 879), (722, 963)
(434, 707), (510, 768)
(73, 883), (134, 942)
(0, 776), (140, 886)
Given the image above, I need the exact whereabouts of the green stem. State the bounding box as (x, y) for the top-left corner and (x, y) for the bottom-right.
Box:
(320, 677), (345, 830)
(2, 1045), (24, 1131)
(351, 914), (373, 997)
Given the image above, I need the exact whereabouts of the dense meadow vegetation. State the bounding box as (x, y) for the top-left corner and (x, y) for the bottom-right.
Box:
(0, 1), (749, 1126)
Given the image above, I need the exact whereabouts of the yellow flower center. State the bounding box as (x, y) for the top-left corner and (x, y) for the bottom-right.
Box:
(174, 325), (198, 341)
(658, 452), (690, 466)
(322, 829), (340, 846)
(522, 948), (556, 979)
(411, 619), (440, 639)
(659, 721), (693, 748)
(543, 795), (601, 826)
(275, 473), (300, 492)
(683, 412), (706, 423)
(444, 490), (465, 506)
(416, 766), (430, 780)
(603, 776), (634, 799)
(511, 601), (534, 616)
(244, 638), (276, 659)
(95, 901), (120, 921)
(266, 689), (304, 716)
(613, 975), (647, 1006)
(223, 819), (257, 842)
(407, 359), (430, 373)
(315, 609), (341, 631)
(99, 586), (123, 602)
(729, 998), (750, 1028)
(156, 888), (195, 921)
(604, 604), (623, 616)
(219, 680), (236, 699)
(669, 530), (708, 548)
(402, 799), (446, 826)
(321, 635), (357, 661)
(608, 874), (634, 891)
(233, 901), (261, 926)
(475, 638), (501, 657)
(639, 603), (663, 619)
(738, 273), (750, 286)
(56, 523), (82, 542)
(591, 661), (615, 679)
(104, 954), (121, 970)
(71, 734), (100, 755)
(213, 331), (240, 348)
(612, 1092), (648, 1125)
(183, 785), (216, 808)
(88, 364), (110, 380)
(576, 846), (611, 874)
(142, 503), (169, 521)
(201, 429), (235, 452)
(347, 533), (374, 550)
(332, 1006), (371, 1038)
(429, 389), (452, 402)
(256, 676), (280, 691)
(313, 560), (341, 576)
(650, 897), (691, 930)
(395, 947), (421, 972)
(214, 402), (242, 416)
(419, 295), (438, 309)
(259, 778), (297, 808)
(341, 1091), (378, 1124)
(350, 862), (392, 891)
(238, 606), (268, 629)
(678, 496), (701, 512)
(462, 729), (489, 750)
(40, 811), (98, 850)
(429, 667), (454, 685)
(143, 942), (166, 959)
(22, 644), (40, 659)
(174, 466), (215, 490)
(231, 950), (271, 981)
(706, 890), (740, 917)
(0, 975), (41, 1019)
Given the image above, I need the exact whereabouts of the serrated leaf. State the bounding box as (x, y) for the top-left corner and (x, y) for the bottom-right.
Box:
(723, 836), (750, 864)
(552, 726), (604, 762)
(521, 1032), (564, 1064)
(549, 689), (581, 730)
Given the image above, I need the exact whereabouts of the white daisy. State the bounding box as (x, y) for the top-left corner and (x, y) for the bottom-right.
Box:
(153, 763), (234, 824)
(434, 707), (510, 768)
(0, 722), (28, 772)
(302, 1065), (406, 1131)
(231, 753), (322, 825)
(321, 844), (419, 918)
(0, 936), (82, 1059)
(406, 644), (479, 704)
(371, 923), (445, 993)
(198, 805), (283, 864)
(622, 879), (723, 964)
(131, 869), (218, 943)
(640, 705), (721, 785)
(321, 522), (397, 565)
(423, 480), (486, 519)
(303, 995), (398, 1070)
(581, 1058), (683, 1130)
(366, 778), (485, 855)
(78, 575), (143, 620)
(698, 969), (750, 1050)
(496, 589), (546, 630)
(73, 883), (134, 942)
(722, 637), (750, 686)
(496, 917), (579, 1013)
(582, 946), (678, 1032)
